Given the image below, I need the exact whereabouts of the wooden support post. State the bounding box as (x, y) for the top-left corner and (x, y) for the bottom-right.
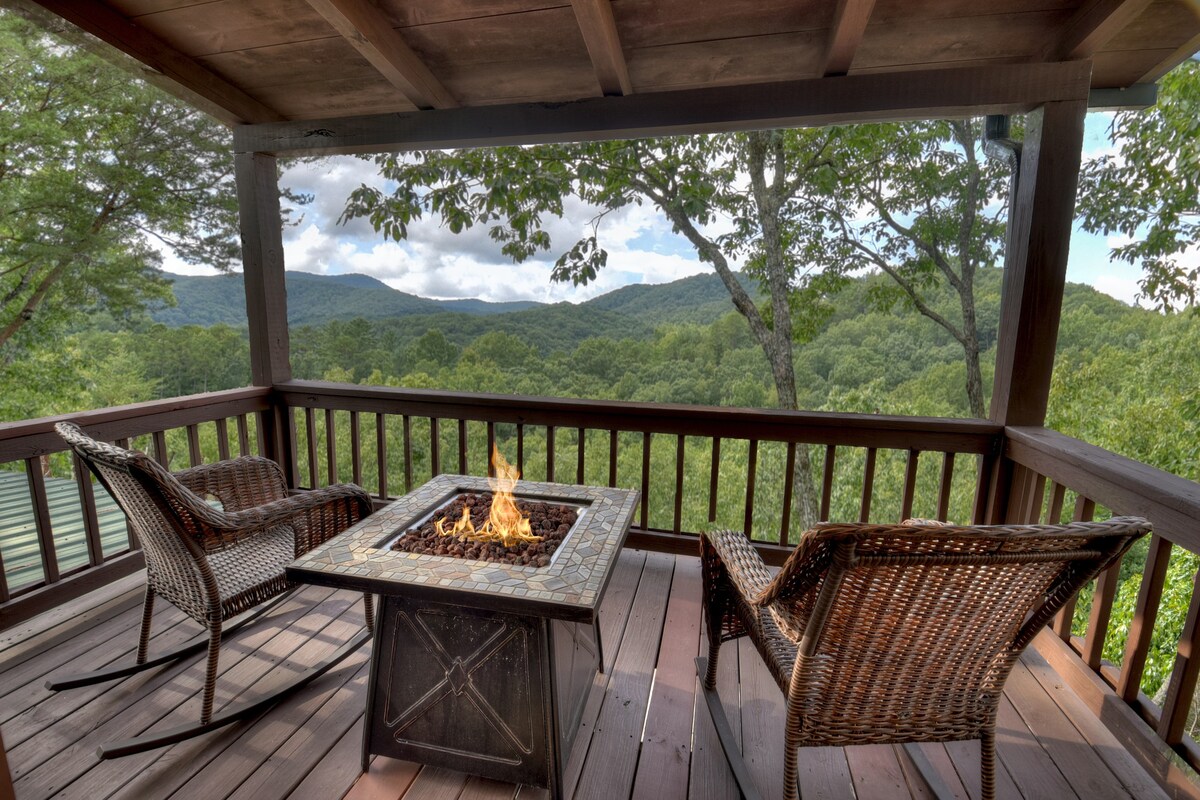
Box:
(989, 98), (1088, 428)
(235, 151), (294, 481)
(987, 97), (1087, 523)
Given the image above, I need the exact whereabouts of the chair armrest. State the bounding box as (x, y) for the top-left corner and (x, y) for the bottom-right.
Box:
(174, 457), (289, 511)
(703, 530), (775, 603)
(221, 483), (374, 555)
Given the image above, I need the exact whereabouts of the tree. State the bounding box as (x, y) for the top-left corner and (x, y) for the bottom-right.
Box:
(796, 119), (1010, 418)
(1077, 60), (1200, 310)
(340, 132), (862, 527)
(0, 11), (239, 356)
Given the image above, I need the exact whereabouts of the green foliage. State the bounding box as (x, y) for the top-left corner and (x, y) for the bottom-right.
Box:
(1077, 60), (1200, 310)
(0, 10), (239, 355)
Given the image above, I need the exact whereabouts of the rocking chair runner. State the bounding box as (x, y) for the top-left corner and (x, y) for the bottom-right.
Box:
(698, 516), (1151, 800)
(52, 422), (376, 758)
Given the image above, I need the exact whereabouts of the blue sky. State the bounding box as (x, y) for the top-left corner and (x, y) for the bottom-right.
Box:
(161, 113), (1153, 307)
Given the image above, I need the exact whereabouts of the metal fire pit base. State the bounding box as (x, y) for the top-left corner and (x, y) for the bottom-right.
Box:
(364, 594), (599, 796)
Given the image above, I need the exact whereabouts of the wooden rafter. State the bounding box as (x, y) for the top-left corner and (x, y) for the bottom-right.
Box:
(304, 0), (457, 110)
(822, 0), (876, 76)
(27, 0), (283, 125)
(571, 0), (632, 96)
(1044, 0), (1154, 61)
(1138, 30), (1200, 83)
(235, 61), (1093, 157)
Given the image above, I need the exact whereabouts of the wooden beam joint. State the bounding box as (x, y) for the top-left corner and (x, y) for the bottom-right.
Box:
(305, 0), (456, 110)
(571, 0), (632, 96)
(822, 0), (876, 76)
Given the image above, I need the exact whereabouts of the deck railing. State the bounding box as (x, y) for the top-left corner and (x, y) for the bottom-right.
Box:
(0, 387), (273, 625)
(274, 380), (1004, 561)
(1005, 426), (1200, 788)
(3, 385), (1200, 795)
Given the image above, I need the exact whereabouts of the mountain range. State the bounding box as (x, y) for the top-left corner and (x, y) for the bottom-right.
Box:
(151, 269), (748, 329)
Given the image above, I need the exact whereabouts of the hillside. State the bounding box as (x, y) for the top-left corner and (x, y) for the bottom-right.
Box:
(151, 269), (749, 329)
(150, 271), (546, 327)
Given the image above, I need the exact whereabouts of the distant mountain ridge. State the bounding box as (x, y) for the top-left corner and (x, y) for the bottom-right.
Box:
(150, 269), (746, 328)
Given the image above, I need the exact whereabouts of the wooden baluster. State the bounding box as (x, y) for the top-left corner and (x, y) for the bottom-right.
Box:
(973, 452), (998, 524)
(1119, 535), (1172, 702)
(236, 414), (251, 457)
(900, 449), (919, 521)
(1024, 473), (1047, 524)
(458, 419), (468, 474)
(859, 447), (877, 523)
(1045, 481), (1066, 525)
(577, 428), (586, 484)
(1052, 496), (1096, 641)
(215, 418), (231, 461)
(26, 458), (59, 584)
(115, 439), (140, 549)
(261, 410), (274, 459)
(640, 432), (651, 529)
(820, 444), (835, 522)
(74, 453), (104, 567)
(708, 437), (721, 523)
(743, 439), (758, 537)
(152, 430), (169, 468)
(936, 452), (955, 521)
(305, 407), (319, 488)
(0, 531), (9, 601)
(1158, 563), (1200, 745)
(517, 424), (525, 475)
(325, 409), (339, 483)
(546, 425), (556, 482)
(780, 442), (796, 545)
(185, 424), (203, 467)
(429, 418), (441, 478)
(673, 435), (685, 535)
(376, 413), (388, 499)
(350, 411), (362, 486)
(486, 422), (496, 478)
(402, 415), (413, 492)
(608, 430), (618, 488)
(1083, 553), (1125, 670)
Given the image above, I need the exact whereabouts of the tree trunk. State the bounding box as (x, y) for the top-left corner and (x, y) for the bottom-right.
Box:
(764, 335), (821, 533)
(959, 276), (986, 418)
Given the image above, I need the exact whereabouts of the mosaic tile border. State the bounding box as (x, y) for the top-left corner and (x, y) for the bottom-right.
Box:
(290, 475), (639, 617)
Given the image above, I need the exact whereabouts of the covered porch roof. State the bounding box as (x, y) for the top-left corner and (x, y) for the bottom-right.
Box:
(19, 0), (1200, 131)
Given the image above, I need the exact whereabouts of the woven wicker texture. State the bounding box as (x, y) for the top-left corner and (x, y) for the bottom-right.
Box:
(701, 516), (1150, 800)
(55, 421), (375, 724)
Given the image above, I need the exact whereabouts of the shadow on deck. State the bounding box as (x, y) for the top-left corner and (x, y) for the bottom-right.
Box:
(0, 550), (1168, 800)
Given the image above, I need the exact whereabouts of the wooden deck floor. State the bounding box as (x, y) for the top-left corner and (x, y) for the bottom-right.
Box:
(0, 550), (1170, 800)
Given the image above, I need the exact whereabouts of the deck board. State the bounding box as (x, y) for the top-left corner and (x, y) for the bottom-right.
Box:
(0, 552), (1172, 800)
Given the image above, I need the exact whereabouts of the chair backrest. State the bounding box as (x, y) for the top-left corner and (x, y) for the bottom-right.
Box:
(56, 422), (218, 618)
(763, 517), (1150, 745)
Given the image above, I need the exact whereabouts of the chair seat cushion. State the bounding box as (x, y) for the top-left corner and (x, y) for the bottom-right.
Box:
(210, 524), (296, 618)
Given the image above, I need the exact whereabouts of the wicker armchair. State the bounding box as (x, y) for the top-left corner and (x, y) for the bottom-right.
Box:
(699, 516), (1151, 800)
(51, 422), (376, 757)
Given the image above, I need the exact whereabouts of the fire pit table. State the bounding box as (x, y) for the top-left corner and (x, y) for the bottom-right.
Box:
(288, 474), (639, 798)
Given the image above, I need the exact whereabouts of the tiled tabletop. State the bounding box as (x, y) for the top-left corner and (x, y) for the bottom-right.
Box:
(288, 475), (640, 621)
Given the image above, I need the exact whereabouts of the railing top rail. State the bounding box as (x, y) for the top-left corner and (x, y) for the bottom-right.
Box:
(276, 379), (1004, 453)
(1006, 425), (1200, 552)
(0, 387), (271, 463)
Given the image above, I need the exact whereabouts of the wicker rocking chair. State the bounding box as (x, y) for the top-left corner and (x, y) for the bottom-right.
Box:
(698, 516), (1151, 800)
(50, 422), (376, 758)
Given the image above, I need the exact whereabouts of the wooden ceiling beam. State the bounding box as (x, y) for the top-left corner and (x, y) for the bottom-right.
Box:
(26, 0), (283, 125)
(822, 0), (876, 76)
(1137, 30), (1200, 83)
(1045, 0), (1154, 61)
(235, 61), (1093, 157)
(570, 0), (632, 96)
(304, 0), (457, 110)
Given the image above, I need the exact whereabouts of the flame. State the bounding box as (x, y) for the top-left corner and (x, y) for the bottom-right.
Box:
(435, 445), (542, 547)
